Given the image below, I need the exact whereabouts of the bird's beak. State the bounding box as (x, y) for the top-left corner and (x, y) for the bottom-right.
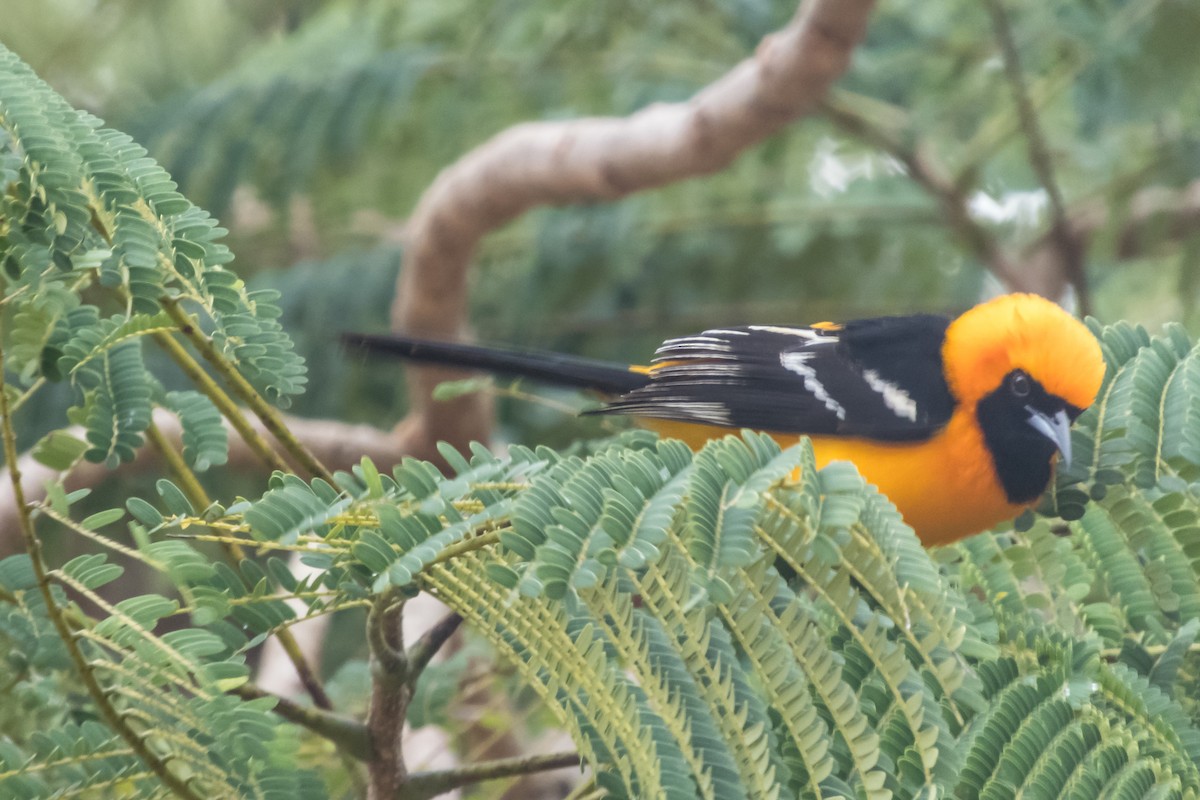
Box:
(1025, 407), (1073, 468)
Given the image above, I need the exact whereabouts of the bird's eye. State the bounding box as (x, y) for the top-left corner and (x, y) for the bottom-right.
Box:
(1009, 371), (1031, 398)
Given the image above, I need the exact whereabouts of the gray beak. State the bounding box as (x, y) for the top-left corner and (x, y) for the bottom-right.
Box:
(1025, 407), (1073, 468)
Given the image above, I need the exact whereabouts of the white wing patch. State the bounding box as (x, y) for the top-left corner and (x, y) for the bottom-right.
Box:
(862, 369), (918, 422)
(656, 364), (744, 376)
(749, 325), (839, 343)
(779, 351), (846, 420)
(615, 399), (733, 425)
(656, 335), (734, 358)
(664, 401), (733, 425)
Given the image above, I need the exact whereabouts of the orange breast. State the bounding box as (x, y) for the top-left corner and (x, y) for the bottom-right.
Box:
(646, 411), (1031, 546)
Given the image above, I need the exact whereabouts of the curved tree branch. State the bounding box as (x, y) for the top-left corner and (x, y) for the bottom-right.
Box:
(391, 0), (878, 462)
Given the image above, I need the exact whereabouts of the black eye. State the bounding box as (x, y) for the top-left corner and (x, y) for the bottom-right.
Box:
(1009, 371), (1031, 398)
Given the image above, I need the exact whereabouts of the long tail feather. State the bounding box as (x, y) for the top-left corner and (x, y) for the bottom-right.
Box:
(342, 333), (650, 394)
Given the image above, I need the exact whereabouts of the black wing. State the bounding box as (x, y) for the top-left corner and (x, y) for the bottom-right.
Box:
(594, 315), (957, 441)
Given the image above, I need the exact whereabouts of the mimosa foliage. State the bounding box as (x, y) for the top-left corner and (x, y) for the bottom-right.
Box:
(11, 404), (1200, 797)
(0, 43), (304, 471)
(3, 38), (1200, 800)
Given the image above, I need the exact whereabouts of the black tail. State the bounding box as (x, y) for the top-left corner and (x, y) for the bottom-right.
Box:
(342, 333), (650, 395)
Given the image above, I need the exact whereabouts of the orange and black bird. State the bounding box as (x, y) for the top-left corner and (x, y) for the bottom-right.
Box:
(345, 293), (1105, 546)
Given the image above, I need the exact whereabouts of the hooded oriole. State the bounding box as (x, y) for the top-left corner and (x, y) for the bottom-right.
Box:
(346, 293), (1105, 545)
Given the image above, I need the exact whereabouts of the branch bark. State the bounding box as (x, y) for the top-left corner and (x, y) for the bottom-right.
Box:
(398, 751), (581, 800)
(368, 590), (411, 800)
(391, 0), (878, 462)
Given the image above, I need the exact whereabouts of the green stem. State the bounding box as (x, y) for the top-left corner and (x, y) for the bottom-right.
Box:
(143, 421), (334, 711)
(0, 341), (205, 800)
(397, 750), (581, 800)
(160, 296), (335, 484)
(150, 328), (291, 475)
(429, 530), (501, 566)
(94, 220), (314, 478)
(144, 421), (215, 518)
(9, 376), (45, 414)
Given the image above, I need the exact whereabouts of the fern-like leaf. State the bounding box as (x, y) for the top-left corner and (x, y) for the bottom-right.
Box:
(165, 389), (228, 471)
(74, 340), (153, 466)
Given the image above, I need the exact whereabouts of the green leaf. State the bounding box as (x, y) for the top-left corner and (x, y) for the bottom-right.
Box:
(1150, 618), (1200, 693)
(0, 554), (36, 591)
(432, 376), (493, 401)
(156, 479), (196, 516)
(126, 496), (165, 527)
(61, 554), (123, 589)
(165, 389), (229, 471)
(80, 508), (124, 531)
(77, 340), (153, 467)
(30, 430), (88, 470)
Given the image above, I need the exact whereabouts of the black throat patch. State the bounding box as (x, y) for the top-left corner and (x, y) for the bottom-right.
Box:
(975, 374), (1074, 504)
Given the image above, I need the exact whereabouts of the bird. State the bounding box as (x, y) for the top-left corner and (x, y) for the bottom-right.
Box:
(345, 293), (1105, 546)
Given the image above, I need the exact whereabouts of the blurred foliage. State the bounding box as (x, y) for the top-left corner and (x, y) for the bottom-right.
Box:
(8, 0), (1200, 436)
(5, 0), (1200, 796)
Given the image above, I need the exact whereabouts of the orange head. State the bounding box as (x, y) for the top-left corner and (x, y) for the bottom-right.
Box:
(941, 293), (1105, 413)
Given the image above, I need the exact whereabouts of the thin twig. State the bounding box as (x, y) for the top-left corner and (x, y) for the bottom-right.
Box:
(233, 683), (372, 760)
(985, 0), (1090, 314)
(150, 326), (292, 475)
(397, 750), (581, 800)
(406, 611), (464, 684)
(144, 421), (335, 711)
(143, 421), (214, 519)
(160, 296), (336, 484)
(957, 0), (1164, 183)
(429, 530), (501, 566)
(821, 91), (1031, 294)
(8, 376), (45, 415)
(148, 311), (338, 710)
(368, 590), (410, 681)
